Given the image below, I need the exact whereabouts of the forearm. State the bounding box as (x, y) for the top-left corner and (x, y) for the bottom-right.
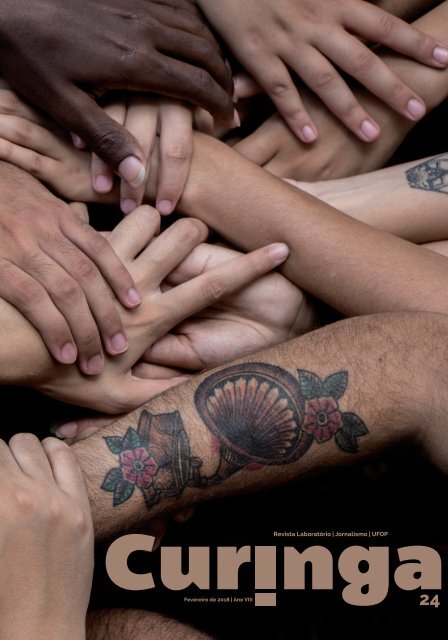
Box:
(306, 153), (448, 244)
(73, 312), (445, 539)
(171, 134), (448, 317)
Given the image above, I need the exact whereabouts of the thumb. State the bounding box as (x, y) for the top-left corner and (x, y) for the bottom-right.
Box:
(51, 86), (147, 186)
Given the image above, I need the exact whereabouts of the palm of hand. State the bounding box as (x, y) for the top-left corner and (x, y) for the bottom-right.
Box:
(146, 249), (316, 371)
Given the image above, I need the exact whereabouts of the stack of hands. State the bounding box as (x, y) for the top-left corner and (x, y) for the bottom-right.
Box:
(2, 1), (448, 637)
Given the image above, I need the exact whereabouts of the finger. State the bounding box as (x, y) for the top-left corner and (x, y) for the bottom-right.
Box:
(132, 362), (189, 380)
(8, 433), (53, 479)
(71, 133), (87, 149)
(0, 137), (59, 183)
(287, 46), (380, 142)
(0, 114), (69, 160)
(143, 333), (204, 371)
(61, 213), (142, 310)
(321, 31), (427, 122)
(47, 85), (147, 185)
(156, 102), (193, 216)
(246, 56), (318, 142)
(91, 101), (126, 194)
(108, 205), (161, 261)
(157, 25), (231, 94)
(41, 437), (90, 505)
(233, 117), (284, 166)
(44, 232), (132, 363)
(19, 247), (106, 374)
(149, 53), (234, 125)
(69, 202), (90, 224)
(343, 2), (448, 69)
(53, 415), (117, 441)
(233, 74), (263, 100)
(0, 439), (23, 475)
(159, 243), (290, 327)
(133, 218), (208, 285)
(0, 89), (53, 127)
(119, 98), (159, 214)
(166, 244), (239, 285)
(0, 258), (77, 365)
(194, 108), (214, 135)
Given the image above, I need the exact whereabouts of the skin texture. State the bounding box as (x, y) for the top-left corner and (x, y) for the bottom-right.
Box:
(0, 435), (93, 640)
(90, 96), (195, 216)
(0, 206), (290, 412)
(0, 0), (233, 186)
(233, 1), (448, 181)
(86, 609), (213, 640)
(290, 153), (448, 244)
(198, 0), (448, 143)
(0, 164), (139, 374)
(68, 312), (448, 538)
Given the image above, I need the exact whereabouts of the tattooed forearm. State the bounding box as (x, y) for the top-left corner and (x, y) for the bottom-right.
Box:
(101, 364), (368, 508)
(406, 154), (448, 194)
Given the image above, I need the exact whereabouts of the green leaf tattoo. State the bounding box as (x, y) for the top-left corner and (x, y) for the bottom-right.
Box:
(101, 364), (369, 509)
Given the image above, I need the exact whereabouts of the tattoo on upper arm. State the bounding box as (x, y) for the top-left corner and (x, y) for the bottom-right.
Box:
(101, 364), (368, 508)
(406, 154), (448, 195)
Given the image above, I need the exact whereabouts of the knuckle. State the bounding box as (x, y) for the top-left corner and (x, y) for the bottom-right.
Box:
(173, 218), (205, 244)
(69, 504), (91, 536)
(377, 12), (397, 40)
(164, 144), (190, 165)
(201, 276), (227, 304)
(350, 50), (376, 76)
(192, 68), (214, 94)
(20, 278), (44, 308)
(269, 79), (294, 99)
(313, 70), (338, 92)
(0, 137), (13, 161)
(387, 81), (407, 104)
(0, 90), (21, 115)
(54, 275), (82, 301)
(77, 328), (101, 351)
(72, 256), (98, 282)
(7, 485), (37, 518)
(89, 124), (129, 160)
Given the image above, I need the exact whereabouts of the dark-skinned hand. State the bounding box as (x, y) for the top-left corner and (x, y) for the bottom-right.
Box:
(0, 0), (234, 189)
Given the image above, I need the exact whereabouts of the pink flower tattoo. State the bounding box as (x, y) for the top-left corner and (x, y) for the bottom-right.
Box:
(303, 397), (343, 443)
(120, 447), (158, 488)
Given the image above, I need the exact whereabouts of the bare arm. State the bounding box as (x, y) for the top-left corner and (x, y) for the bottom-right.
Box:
(172, 134), (448, 318)
(291, 153), (448, 244)
(72, 311), (448, 539)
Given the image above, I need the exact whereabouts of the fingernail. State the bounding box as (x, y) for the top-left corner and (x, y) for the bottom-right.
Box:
(433, 46), (448, 65)
(301, 124), (317, 143)
(71, 134), (85, 149)
(86, 354), (104, 375)
(157, 200), (174, 216)
(94, 174), (114, 193)
(406, 98), (426, 121)
(268, 242), (290, 264)
(60, 342), (77, 364)
(55, 422), (78, 439)
(127, 287), (142, 307)
(360, 119), (380, 141)
(110, 332), (128, 354)
(119, 157), (146, 188)
(121, 199), (137, 215)
(233, 108), (241, 128)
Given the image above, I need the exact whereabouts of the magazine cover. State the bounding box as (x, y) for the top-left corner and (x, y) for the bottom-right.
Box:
(1, 1), (448, 639)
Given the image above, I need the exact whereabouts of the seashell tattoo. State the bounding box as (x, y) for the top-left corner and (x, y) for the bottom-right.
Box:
(102, 363), (368, 508)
